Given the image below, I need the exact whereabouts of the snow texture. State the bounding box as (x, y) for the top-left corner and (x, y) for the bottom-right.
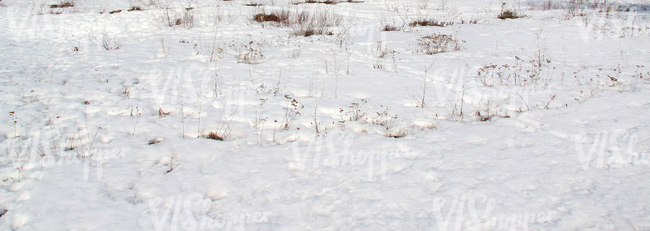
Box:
(1, 0), (650, 230)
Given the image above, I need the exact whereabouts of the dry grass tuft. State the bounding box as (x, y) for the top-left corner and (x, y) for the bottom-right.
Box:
(409, 19), (454, 27)
(205, 131), (225, 141)
(381, 24), (401, 31)
(497, 9), (524, 19)
(50, 1), (74, 8)
(128, 6), (144, 11)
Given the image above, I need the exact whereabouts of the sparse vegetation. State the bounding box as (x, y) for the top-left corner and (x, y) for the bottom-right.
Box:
(409, 19), (454, 27)
(416, 33), (464, 55)
(293, 0), (363, 5)
(459, 17), (479, 24)
(381, 24), (401, 31)
(195, 34), (225, 62)
(160, 4), (194, 28)
(230, 40), (265, 64)
(281, 95), (303, 130)
(369, 107), (400, 136)
(373, 41), (397, 70)
(47, 0), (75, 14)
(1, 0), (649, 227)
(3, 0), (649, 227)
(30, 0), (47, 15)
(345, 100), (367, 121)
(297, 0), (341, 4)
(528, 0), (555, 10)
(253, 8), (343, 36)
(128, 6), (144, 11)
(50, 0), (74, 8)
(101, 33), (122, 51)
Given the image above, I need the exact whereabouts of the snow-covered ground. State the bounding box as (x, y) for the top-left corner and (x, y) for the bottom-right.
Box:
(1, 0), (650, 230)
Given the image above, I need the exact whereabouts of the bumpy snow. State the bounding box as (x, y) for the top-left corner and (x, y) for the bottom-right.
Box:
(1, 0), (650, 230)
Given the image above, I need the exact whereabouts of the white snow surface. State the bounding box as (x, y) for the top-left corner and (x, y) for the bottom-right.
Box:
(1, 0), (650, 230)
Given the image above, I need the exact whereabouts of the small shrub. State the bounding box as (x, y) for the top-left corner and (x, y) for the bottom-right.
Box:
(205, 132), (224, 141)
(369, 107), (398, 132)
(477, 64), (498, 87)
(158, 108), (170, 117)
(232, 40), (265, 64)
(102, 33), (122, 51)
(497, 9), (524, 19)
(281, 95), (303, 130)
(416, 33), (464, 55)
(344, 100), (367, 121)
(477, 111), (493, 121)
(109, 9), (122, 14)
(381, 24), (401, 31)
(254, 13), (286, 23)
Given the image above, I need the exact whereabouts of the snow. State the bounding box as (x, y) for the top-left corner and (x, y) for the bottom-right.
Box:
(1, 0), (650, 230)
